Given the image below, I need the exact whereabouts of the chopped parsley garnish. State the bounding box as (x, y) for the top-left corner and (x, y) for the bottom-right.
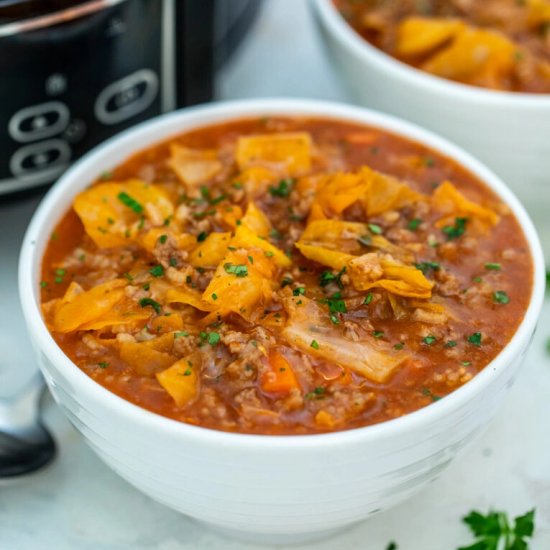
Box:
(407, 218), (422, 231)
(421, 387), (441, 401)
(368, 223), (383, 235)
(123, 272), (134, 282)
(442, 217), (468, 239)
(423, 335), (437, 345)
(358, 234), (372, 247)
(459, 508), (535, 550)
(97, 361), (109, 369)
(461, 361), (472, 366)
(40, 281), (48, 288)
(232, 181), (243, 189)
(197, 231), (208, 242)
(169, 257), (177, 267)
(485, 262), (501, 271)
(269, 178), (294, 197)
(183, 369), (192, 376)
(293, 287), (306, 296)
(207, 332), (220, 346)
(319, 267), (346, 289)
(472, 276), (482, 283)
(159, 234), (168, 244)
(386, 543), (398, 550)
(424, 156), (435, 167)
(281, 277), (293, 288)
(270, 228), (282, 240)
(467, 332), (482, 346)
(149, 265), (164, 278)
(415, 261), (440, 274)
(330, 314), (340, 324)
(394, 342), (404, 350)
(320, 291), (347, 314)
(363, 292), (373, 305)
(139, 297), (161, 314)
(493, 290), (510, 304)
(373, 331), (384, 339)
(305, 386), (325, 399)
(310, 339), (320, 350)
(174, 331), (189, 339)
(142, 283), (150, 291)
(212, 293), (218, 301)
(117, 191), (143, 214)
(224, 263), (248, 277)
(445, 340), (457, 348)
(264, 251), (274, 258)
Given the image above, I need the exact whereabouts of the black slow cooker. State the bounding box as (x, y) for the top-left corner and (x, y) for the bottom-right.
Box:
(0, 0), (261, 196)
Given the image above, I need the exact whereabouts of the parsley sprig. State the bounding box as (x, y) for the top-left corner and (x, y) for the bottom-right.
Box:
(458, 509), (535, 550)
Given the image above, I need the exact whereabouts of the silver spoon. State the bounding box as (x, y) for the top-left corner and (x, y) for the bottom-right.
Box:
(0, 373), (55, 478)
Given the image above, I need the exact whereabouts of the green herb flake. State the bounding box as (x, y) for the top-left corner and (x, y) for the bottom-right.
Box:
(467, 332), (482, 346)
(207, 332), (221, 346)
(394, 343), (404, 350)
(442, 217), (468, 240)
(373, 331), (384, 339)
(149, 265), (164, 278)
(321, 291), (347, 314)
(174, 331), (189, 339)
(386, 542), (398, 550)
(142, 283), (150, 291)
(368, 223), (383, 235)
(223, 263), (248, 277)
(40, 280), (48, 289)
(97, 361), (109, 369)
(407, 218), (422, 231)
(310, 339), (320, 350)
(459, 508), (535, 550)
(330, 314), (340, 325)
(197, 231), (208, 242)
(264, 250), (274, 258)
(281, 277), (293, 288)
(183, 368), (192, 376)
(445, 340), (457, 348)
(117, 191), (143, 214)
(421, 387), (441, 401)
(169, 257), (178, 267)
(212, 293), (218, 301)
(358, 234), (372, 247)
(472, 276), (482, 283)
(269, 178), (294, 198)
(320, 270), (337, 287)
(232, 181), (243, 189)
(493, 290), (510, 304)
(485, 262), (501, 271)
(139, 297), (161, 314)
(423, 335), (437, 345)
(363, 292), (373, 305)
(415, 261), (440, 274)
(159, 234), (168, 244)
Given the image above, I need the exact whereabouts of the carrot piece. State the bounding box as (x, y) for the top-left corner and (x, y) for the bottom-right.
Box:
(261, 351), (299, 393)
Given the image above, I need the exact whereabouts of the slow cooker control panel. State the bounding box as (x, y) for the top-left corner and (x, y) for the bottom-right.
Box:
(0, 0), (164, 195)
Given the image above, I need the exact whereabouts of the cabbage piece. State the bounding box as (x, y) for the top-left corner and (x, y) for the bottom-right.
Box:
(432, 181), (499, 227)
(156, 353), (200, 406)
(282, 298), (406, 383)
(52, 279), (149, 333)
(397, 17), (465, 57)
(420, 27), (516, 88)
(73, 180), (174, 248)
(314, 171), (370, 215)
(240, 201), (271, 237)
(236, 132), (312, 175)
(295, 219), (413, 268)
(189, 232), (232, 268)
(120, 339), (175, 376)
(165, 287), (215, 312)
(202, 249), (274, 319)
(232, 225), (291, 267)
(168, 144), (222, 187)
(348, 254), (433, 299)
(361, 166), (424, 217)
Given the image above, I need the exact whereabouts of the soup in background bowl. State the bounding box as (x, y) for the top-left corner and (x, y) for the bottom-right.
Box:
(19, 99), (545, 542)
(312, 0), (550, 258)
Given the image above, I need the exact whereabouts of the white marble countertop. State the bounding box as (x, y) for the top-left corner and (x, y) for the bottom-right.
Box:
(1, 1), (549, 548)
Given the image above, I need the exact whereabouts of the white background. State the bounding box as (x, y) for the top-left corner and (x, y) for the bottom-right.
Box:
(1, 1), (549, 548)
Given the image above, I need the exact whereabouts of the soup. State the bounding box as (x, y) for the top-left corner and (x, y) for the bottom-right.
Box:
(40, 116), (533, 434)
(334, 0), (550, 93)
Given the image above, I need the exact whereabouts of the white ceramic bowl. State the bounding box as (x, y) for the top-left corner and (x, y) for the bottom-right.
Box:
(312, 0), (550, 255)
(19, 99), (545, 544)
